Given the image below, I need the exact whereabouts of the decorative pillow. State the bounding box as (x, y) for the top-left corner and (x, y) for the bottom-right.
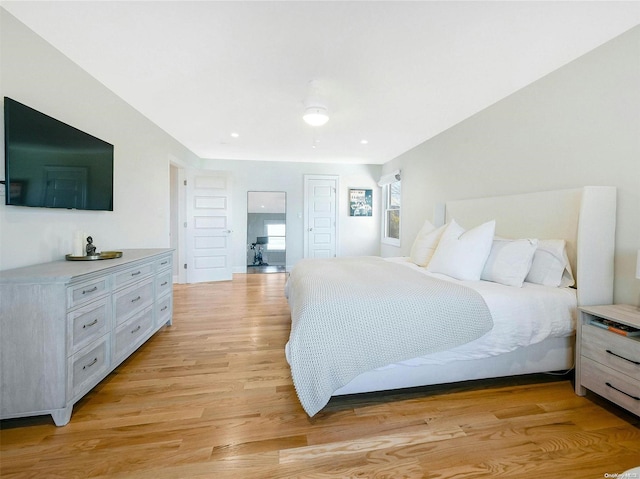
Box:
(409, 220), (447, 267)
(525, 239), (575, 287)
(481, 238), (538, 287)
(427, 219), (496, 281)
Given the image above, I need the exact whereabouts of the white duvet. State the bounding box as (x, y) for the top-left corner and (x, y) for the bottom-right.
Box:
(286, 256), (497, 416)
(285, 257), (577, 370)
(377, 257), (577, 368)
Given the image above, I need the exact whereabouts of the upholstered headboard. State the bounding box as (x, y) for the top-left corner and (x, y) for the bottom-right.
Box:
(443, 187), (616, 306)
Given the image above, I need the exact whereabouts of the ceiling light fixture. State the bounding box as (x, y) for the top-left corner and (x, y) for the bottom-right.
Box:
(303, 105), (329, 126)
(303, 80), (329, 127)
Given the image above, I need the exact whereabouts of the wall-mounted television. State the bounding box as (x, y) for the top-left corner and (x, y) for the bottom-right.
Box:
(3, 97), (114, 211)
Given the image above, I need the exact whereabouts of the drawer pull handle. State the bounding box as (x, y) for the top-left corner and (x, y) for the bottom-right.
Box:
(83, 357), (98, 370)
(606, 382), (640, 401)
(131, 325), (141, 334)
(82, 286), (98, 295)
(160, 261), (168, 265)
(131, 296), (141, 303)
(160, 306), (168, 312)
(83, 319), (98, 329)
(606, 349), (640, 366)
(131, 271), (141, 276)
(161, 281), (168, 286)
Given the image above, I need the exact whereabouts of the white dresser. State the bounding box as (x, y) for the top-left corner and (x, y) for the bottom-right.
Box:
(0, 249), (173, 426)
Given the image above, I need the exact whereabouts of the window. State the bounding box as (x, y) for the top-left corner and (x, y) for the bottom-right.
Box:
(265, 222), (286, 251)
(382, 178), (401, 246)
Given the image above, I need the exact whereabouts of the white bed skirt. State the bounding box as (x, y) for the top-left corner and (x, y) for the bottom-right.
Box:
(333, 335), (574, 396)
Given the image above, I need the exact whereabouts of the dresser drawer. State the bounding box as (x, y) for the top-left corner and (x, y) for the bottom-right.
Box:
(68, 298), (110, 354)
(581, 357), (640, 416)
(114, 262), (153, 288)
(114, 278), (154, 326)
(156, 294), (172, 326)
(582, 324), (640, 380)
(114, 307), (153, 363)
(156, 269), (172, 298)
(155, 255), (172, 272)
(70, 335), (110, 400)
(67, 277), (110, 309)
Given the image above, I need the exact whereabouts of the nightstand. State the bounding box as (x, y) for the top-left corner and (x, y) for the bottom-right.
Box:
(575, 304), (640, 416)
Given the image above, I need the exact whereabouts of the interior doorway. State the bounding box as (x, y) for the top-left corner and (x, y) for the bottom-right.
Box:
(247, 191), (286, 273)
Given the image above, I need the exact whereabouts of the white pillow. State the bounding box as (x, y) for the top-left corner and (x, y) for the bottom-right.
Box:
(481, 238), (538, 287)
(525, 239), (575, 287)
(427, 219), (496, 281)
(409, 220), (447, 267)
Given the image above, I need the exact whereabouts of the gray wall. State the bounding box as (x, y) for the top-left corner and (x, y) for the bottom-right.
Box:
(381, 26), (640, 305)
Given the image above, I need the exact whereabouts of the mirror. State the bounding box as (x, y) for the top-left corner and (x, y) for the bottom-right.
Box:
(247, 191), (286, 273)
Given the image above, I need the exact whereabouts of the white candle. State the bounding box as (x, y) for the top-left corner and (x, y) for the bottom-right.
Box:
(73, 231), (84, 256)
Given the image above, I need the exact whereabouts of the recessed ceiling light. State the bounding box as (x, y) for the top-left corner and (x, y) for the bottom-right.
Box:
(360, 139), (369, 145)
(230, 132), (239, 138)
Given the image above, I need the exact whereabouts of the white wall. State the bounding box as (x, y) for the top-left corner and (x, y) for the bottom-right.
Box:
(199, 159), (381, 272)
(380, 26), (640, 305)
(0, 10), (201, 270)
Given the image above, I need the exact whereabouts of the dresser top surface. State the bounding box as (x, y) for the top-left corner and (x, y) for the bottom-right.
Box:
(0, 249), (173, 284)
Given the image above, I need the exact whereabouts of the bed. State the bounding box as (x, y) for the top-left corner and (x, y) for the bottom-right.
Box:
(285, 187), (617, 417)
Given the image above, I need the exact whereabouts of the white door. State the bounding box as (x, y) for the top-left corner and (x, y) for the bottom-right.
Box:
(186, 169), (233, 282)
(304, 175), (338, 258)
(169, 163), (186, 284)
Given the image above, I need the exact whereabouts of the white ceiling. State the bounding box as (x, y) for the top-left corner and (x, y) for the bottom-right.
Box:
(2, 1), (640, 165)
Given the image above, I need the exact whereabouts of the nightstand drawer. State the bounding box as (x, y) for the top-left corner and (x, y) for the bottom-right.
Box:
(582, 325), (640, 380)
(581, 357), (640, 416)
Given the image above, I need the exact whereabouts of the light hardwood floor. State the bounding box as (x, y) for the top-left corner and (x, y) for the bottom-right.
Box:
(1, 273), (638, 478)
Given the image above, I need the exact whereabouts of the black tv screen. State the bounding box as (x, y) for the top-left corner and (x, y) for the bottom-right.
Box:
(3, 97), (114, 211)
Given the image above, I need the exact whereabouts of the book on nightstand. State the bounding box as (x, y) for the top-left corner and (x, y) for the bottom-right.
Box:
(589, 318), (640, 337)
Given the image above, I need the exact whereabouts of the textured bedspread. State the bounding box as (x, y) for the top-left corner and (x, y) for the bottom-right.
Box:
(286, 256), (493, 416)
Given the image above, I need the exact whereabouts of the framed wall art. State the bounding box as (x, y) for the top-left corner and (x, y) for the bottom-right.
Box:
(349, 188), (373, 217)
